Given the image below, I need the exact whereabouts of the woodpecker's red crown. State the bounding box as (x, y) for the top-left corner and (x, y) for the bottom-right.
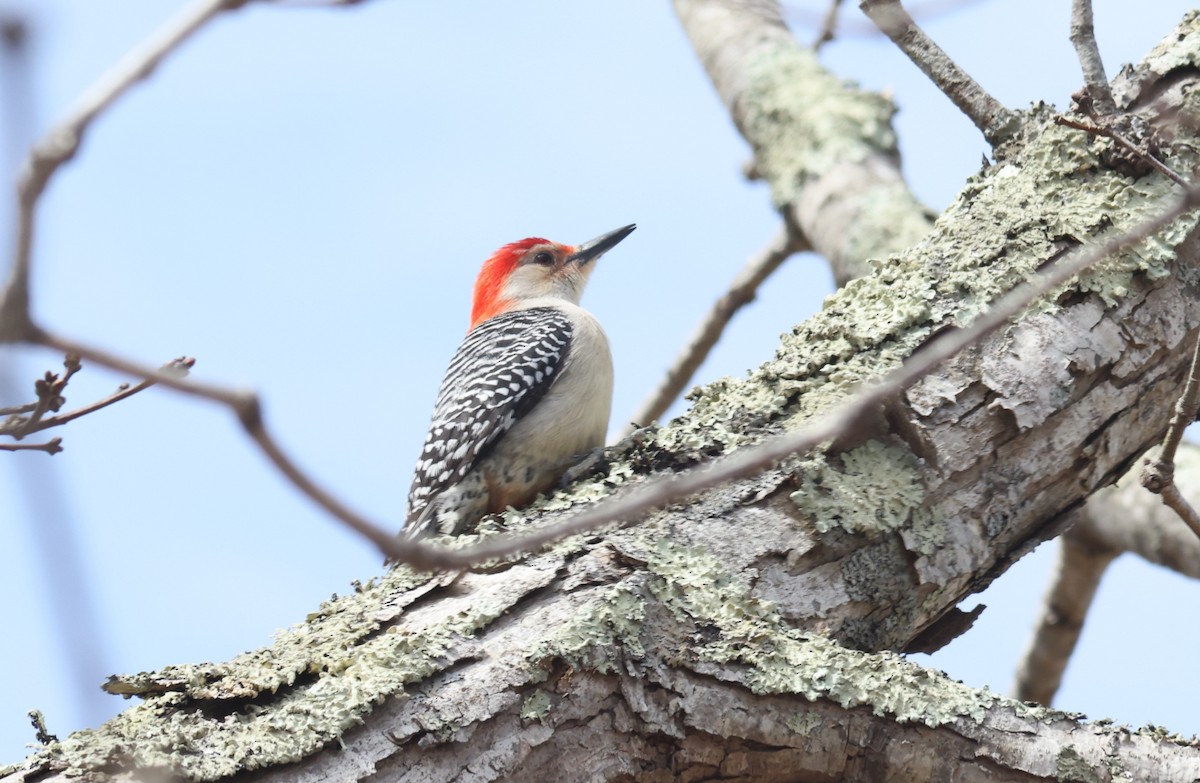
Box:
(470, 237), (561, 328)
(468, 225), (635, 330)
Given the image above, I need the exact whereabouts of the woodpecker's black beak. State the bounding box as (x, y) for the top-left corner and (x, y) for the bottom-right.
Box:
(568, 224), (636, 266)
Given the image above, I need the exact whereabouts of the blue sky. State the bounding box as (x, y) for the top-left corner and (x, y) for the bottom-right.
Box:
(1, 0), (1197, 763)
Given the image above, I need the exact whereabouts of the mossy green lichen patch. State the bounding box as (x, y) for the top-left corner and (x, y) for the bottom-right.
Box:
(1134, 9), (1200, 75)
(904, 507), (946, 556)
(742, 42), (899, 209)
(528, 585), (647, 675)
(520, 690), (554, 724)
(1056, 746), (1102, 783)
(104, 569), (427, 701)
(25, 565), (544, 782)
(789, 440), (924, 535)
(641, 538), (1062, 729)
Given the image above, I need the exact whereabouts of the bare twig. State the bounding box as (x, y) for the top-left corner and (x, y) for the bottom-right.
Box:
(7, 354), (80, 438)
(858, 0), (1020, 145)
(15, 357), (194, 438)
(1155, 482), (1200, 539)
(0, 356), (194, 451)
(0, 437), (61, 454)
(1068, 0), (1116, 116)
(813, 0), (846, 49)
(1140, 330), (1200, 538)
(28, 328), (408, 561)
(0, 0), (256, 344)
(623, 227), (807, 433)
(1054, 115), (1189, 187)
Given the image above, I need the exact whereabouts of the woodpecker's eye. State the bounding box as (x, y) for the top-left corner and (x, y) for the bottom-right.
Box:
(532, 251), (555, 266)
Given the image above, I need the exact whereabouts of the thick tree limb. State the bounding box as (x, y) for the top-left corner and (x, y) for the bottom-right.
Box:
(675, 0), (934, 285)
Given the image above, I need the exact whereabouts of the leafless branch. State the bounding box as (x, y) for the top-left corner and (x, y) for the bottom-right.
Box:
(1140, 332), (1200, 539)
(4, 354), (80, 438)
(15, 357), (193, 436)
(0, 400), (36, 415)
(623, 226), (807, 433)
(0, 437), (61, 454)
(858, 0), (1020, 145)
(26, 328), (409, 562)
(813, 0), (846, 49)
(1068, 0), (1116, 116)
(1, 0), (257, 345)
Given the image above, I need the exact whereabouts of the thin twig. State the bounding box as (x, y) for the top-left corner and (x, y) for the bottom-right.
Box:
(623, 226), (806, 433)
(813, 0), (846, 50)
(1141, 331), (1200, 538)
(1068, 0), (1116, 116)
(0, 437), (61, 454)
(25, 357), (194, 436)
(9, 354), (81, 438)
(31, 328), (406, 559)
(1157, 483), (1200, 539)
(1054, 115), (1188, 187)
(858, 0), (1020, 146)
(0, 0), (255, 343)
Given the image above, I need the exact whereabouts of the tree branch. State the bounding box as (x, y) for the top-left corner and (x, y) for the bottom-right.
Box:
(1069, 0), (1117, 115)
(675, 0), (935, 286)
(813, 0), (846, 49)
(0, 437), (61, 454)
(0, 0), (258, 345)
(28, 358), (193, 433)
(1140, 330), (1200, 538)
(859, 0), (1021, 145)
(1013, 517), (1117, 705)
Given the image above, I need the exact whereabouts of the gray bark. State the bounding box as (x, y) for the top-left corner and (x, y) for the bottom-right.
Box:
(6, 7), (1200, 783)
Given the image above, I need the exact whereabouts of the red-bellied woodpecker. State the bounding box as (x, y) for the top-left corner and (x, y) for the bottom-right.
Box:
(402, 224), (636, 539)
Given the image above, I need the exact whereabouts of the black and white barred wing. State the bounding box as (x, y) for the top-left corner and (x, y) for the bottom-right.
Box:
(404, 307), (572, 531)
